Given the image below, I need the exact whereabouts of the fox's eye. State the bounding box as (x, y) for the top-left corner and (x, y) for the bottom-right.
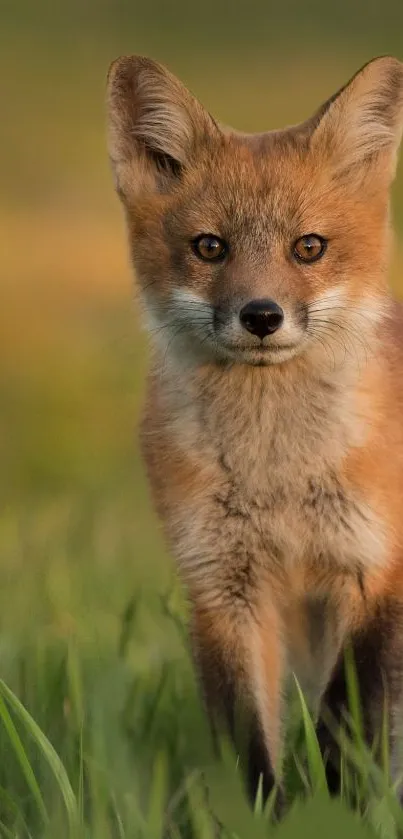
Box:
(192, 234), (227, 262)
(293, 234), (327, 263)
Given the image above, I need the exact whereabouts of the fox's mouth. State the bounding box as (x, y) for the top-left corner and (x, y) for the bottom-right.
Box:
(239, 342), (297, 353)
(216, 340), (302, 365)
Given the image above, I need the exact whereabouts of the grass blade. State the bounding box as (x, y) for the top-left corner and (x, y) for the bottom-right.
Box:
(253, 774), (264, 816)
(147, 751), (168, 839)
(0, 692), (48, 826)
(344, 646), (364, 743)
(0, 679), (80, 836)
(293, 676), (329, 796)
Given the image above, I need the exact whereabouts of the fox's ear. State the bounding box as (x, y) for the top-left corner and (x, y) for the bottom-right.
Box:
(107, 55), (219, 198)
(309, 56), (403, 181)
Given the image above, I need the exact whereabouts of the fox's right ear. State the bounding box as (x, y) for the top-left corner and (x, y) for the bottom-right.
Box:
(107, 56), (220, 199)
(307, 56), (403, 183)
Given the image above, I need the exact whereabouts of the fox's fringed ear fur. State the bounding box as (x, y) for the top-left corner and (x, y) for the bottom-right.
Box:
(309, 56), (403, 181)
(107, 55), (220, 198)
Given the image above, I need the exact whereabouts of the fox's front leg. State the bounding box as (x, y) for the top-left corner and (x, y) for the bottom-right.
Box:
(190, 587), (284, 804)
(140, 414), (284, 801)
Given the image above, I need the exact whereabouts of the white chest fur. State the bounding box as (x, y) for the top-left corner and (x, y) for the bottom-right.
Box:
(164, 361), (386, 583)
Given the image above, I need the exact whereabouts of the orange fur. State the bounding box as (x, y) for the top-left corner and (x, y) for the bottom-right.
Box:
(107, 54), (403, 801)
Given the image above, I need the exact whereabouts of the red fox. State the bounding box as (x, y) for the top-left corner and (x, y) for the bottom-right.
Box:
(107, 55), (403, 802)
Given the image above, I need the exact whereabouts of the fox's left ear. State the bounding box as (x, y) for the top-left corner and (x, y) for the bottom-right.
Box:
(308, 56), (403, 182)
(106, 55), (220, 200)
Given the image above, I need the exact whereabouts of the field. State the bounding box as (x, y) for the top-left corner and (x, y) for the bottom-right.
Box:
(2, 1), (403, 835)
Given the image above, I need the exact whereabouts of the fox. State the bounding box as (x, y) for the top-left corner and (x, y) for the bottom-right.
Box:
(106, 54), (403, 804)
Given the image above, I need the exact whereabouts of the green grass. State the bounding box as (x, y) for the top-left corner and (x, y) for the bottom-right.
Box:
(0, 607), (401, 839)
(0, 500), (401, 839)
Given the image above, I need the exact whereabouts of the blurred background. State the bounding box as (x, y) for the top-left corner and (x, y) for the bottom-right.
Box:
(1, 0), (403, 830)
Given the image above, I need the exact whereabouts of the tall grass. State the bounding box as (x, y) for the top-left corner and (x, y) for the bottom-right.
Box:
(0, 584), (400, 838)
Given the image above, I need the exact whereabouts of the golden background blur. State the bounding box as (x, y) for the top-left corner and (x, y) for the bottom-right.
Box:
(2, 1), (403, 642)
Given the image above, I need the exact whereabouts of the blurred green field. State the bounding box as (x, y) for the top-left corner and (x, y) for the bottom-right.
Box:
(2, 0), (403, 835)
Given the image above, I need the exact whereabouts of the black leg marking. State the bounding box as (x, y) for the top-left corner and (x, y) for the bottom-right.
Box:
(192, 628), (276, 807)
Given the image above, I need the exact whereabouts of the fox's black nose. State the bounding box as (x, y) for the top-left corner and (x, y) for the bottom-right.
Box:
(239, 299), (284, 339)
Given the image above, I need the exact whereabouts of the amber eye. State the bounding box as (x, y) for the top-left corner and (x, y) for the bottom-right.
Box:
(293, 234), (327, 263)
(192, 234), (227, 262)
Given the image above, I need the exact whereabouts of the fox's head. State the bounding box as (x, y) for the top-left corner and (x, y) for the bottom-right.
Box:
(107, 56), (403, 368)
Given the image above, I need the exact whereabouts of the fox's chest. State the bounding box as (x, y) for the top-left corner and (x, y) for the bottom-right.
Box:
(175, 384), (386, 598)
(167, 364), (386, 598)
(212, 457), (382, 572)
(195, 375), (386, 574)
